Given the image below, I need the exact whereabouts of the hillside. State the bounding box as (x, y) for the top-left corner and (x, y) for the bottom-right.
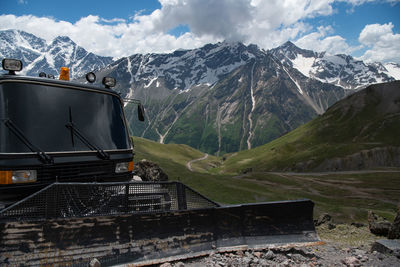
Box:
(132, 137), (400, 223)
(132, 136), (220, 174)
(218, 81), (400, 173)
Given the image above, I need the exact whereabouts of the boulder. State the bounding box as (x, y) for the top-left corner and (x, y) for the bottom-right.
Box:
(388, 205), (400, 239)
(371, 239), (400, 258)
(135, 159), (168, 181)
(368, 211), (391, 236)
(314, 213), (332, 226)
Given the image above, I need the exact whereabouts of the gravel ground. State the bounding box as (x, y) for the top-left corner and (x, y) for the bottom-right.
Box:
(157, 224), (400, 267)
(158, 244), (399, 267)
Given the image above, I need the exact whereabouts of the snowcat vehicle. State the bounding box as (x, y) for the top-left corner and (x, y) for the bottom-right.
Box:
(0, 58), (319, 266)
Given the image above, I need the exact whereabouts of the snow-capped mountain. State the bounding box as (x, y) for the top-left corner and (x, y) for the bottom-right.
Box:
(100, 42), (349, 155)
(270, 41), (397, 89)
(0, 29), (112, 78)
(104, 42), (263, 93)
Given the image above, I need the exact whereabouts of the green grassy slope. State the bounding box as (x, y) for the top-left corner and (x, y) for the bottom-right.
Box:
(218, 81), (400, 173)
(132, 136), (400, 223)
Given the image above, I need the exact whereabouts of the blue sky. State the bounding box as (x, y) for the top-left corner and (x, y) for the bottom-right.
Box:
(3, 0), (162, 23)
(1, 0), (400, 64)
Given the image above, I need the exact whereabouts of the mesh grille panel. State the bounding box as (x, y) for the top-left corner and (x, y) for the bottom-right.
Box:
(37, 161), (116, 182)
(0, 182), (219, 221)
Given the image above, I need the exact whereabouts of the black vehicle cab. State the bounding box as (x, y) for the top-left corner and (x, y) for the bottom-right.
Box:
(0, 59), (143, 201)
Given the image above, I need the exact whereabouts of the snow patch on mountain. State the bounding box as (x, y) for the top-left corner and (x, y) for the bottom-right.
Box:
(284, 67), (304, 95)
(384, 63), (400, 80)
(247, 61), (257, 150)
(144, 77), (158, 88)
(292, 54), (314, 78)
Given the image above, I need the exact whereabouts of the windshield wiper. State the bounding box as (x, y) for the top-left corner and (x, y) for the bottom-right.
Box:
(65, 122), (109, 160)
(2, 119), (54, 164)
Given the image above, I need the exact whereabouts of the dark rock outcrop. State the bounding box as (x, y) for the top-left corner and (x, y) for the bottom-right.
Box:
(371, 239), (400, 258)
(315, 146), (400, 172)
(135, 159), (168, 181)
(314, 213), (332, 226)
(368, 211), (392, 236)
(388, 205), (400, 239)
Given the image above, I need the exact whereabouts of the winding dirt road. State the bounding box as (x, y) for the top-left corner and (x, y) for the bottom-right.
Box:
(186, 153), (208, 171)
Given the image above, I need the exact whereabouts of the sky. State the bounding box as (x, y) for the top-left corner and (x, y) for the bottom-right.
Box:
(1, 0), (400, 64)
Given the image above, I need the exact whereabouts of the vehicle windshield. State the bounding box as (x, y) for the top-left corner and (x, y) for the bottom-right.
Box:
(0, 81), (131, 153)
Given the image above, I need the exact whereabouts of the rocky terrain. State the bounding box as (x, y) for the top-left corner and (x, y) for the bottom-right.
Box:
(157, 224), (399, 267)
(160, 243), (399, 267)
(152, 208), (400, 267)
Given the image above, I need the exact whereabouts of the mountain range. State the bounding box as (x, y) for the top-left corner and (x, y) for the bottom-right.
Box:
(1, 29), (399, 155)
(98, 40), (399, 155)
(0, 29), (112, 79)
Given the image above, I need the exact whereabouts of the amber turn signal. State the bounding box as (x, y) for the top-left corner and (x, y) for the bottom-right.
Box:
(59, 67), (70, 81)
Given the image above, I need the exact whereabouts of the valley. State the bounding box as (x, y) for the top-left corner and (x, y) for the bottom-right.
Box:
(132, 136), (400, 224)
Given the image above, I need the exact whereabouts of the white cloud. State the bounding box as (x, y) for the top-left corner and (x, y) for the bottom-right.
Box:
(0, 14), (216, 58)
(358, 23), (400, 63)
(295, 26), (361, 55)
(1, 0), (342, 57)
(0, 0), (399, 64)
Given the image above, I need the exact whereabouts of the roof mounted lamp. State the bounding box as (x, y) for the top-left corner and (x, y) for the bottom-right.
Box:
(39, 72), (47, 77)
(102, 77), (116, 89)
(2, 58), (23, 75)
(59, 67), (69, 81)
(86, 72), (96, 83)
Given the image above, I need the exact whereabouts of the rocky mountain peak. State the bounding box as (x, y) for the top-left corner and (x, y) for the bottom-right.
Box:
(50, 36), (75, 46)
(0, 29), (113, 78)
(271, 41), (397, 89)
(274, 41), (318, 60)
(0, 29), (47, 51)
(107, 40), (264, 92)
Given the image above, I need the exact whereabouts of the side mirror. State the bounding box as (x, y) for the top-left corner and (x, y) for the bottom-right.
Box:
(138, 104), (145, 121)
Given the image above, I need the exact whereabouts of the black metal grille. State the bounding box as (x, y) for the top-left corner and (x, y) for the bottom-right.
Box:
(37, 161), (116, 182)
(0, 182), (220, 221)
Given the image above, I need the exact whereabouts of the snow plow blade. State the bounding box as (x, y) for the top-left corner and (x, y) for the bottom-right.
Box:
(0, 182), (318, 266)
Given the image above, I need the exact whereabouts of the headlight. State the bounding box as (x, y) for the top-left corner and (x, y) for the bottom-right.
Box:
(2, 58), (23, 72)
(12, 170), (37, 183)
(86, 72), (96, 83)
(0, 170), (37, 184)
(115, 161), (134, 173)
